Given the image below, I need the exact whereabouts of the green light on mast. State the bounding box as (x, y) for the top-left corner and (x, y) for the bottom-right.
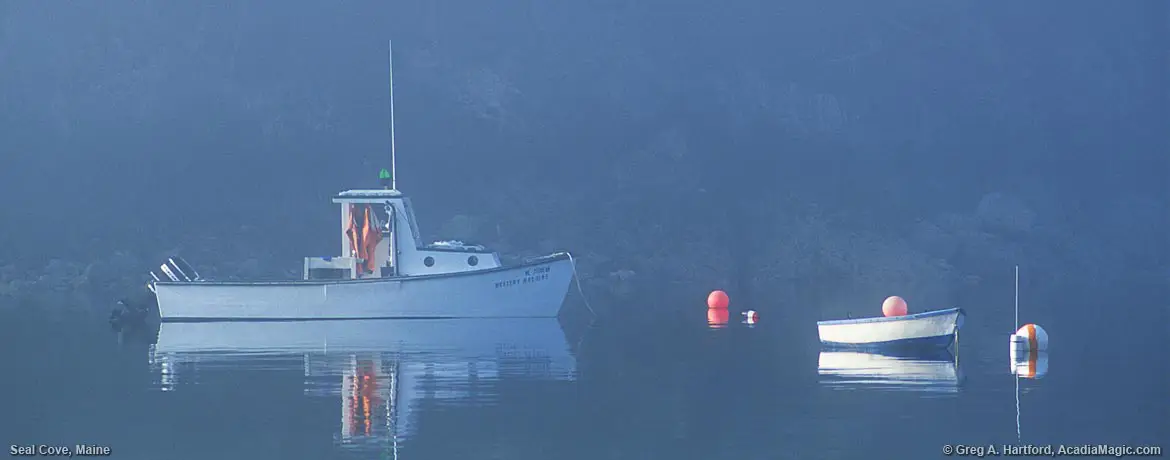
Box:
(379, 168), (392, 189)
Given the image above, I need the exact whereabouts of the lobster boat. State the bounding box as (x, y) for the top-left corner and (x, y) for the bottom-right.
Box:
(117, 44), (577, 323)
(142, 187), (575, 321)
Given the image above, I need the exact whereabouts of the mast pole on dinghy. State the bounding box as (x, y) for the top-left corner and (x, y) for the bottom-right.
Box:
(388, 39), (398, 191)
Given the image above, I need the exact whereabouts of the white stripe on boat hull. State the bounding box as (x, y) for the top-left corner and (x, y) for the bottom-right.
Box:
(817, 309), (962, 345)
(151, 318), (574, 362)
(154, 258), (573, 320)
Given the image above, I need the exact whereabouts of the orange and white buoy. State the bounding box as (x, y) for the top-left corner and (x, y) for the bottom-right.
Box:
(1010, 323), (1049, 354)
(1008, 266), (1050, 378)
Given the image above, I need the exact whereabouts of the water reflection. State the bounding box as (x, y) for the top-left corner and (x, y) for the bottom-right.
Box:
(706, 308), (729, 328)
(145, 318), (578, 458)
(1012, 349), (1049, 442)
(1010, 349), (1048, 379)
(817, 349), (963, 393)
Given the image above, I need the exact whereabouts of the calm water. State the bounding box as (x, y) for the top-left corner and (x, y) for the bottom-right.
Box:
(2, 289), (1167, 459)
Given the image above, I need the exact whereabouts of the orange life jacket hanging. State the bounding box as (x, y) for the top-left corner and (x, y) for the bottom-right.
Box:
(346, 204), (362, 260)
(360, 205), (383, 274)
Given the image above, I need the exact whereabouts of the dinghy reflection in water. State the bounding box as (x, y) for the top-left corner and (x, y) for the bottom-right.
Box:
(147, 318), (578, 456)
(817, 350), (963, 393)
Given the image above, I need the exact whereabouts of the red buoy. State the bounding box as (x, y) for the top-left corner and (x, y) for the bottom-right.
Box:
(882, 296), (908, 317)
(707, 290), (729, 310)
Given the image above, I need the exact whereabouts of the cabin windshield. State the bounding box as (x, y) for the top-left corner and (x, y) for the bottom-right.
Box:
(401, 198), (423, 249)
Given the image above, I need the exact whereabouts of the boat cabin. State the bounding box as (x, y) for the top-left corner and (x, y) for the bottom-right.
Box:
(303, 189), (501, 280)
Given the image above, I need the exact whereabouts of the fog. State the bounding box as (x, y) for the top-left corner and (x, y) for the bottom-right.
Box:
(0, 0), (1166, 319)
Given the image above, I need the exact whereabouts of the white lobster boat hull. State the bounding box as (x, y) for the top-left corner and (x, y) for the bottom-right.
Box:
(816, 308), (965, 351)
(150, 317), (576, 366)
(153, 254), (573, 321)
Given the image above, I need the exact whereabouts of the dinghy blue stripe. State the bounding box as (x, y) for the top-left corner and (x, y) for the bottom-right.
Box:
(820, 334), (956, 351)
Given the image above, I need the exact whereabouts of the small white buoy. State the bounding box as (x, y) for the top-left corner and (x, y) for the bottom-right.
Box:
(741, 310), (758, 325)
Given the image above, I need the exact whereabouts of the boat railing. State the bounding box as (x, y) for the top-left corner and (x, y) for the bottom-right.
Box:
(150, 256), (202, 283)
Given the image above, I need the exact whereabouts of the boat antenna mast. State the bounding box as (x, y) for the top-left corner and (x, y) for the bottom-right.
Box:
(386, 39), (398, 191)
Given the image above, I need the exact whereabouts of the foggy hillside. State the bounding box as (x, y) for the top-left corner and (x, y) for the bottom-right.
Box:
(1, 0), (1166, 318)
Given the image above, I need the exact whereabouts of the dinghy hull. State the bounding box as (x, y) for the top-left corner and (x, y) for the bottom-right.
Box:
(817, 308), (965, 351)
(153, 254), (573, 321)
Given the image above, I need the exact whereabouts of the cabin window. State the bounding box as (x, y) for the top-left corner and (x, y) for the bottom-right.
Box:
(467, 255), (479, 267)
(423, 256), (435, 267)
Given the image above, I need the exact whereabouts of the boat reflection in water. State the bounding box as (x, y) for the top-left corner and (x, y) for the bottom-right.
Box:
(817, 348), (963, 394)
(146, 318), (578, 457)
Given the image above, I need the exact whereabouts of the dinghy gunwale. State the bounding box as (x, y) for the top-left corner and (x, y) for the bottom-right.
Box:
(816, 307), (965, 327)
(153, 252), (571, 287)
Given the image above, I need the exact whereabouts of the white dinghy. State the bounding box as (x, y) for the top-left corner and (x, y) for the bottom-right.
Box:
(816, 308), (965, 351)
